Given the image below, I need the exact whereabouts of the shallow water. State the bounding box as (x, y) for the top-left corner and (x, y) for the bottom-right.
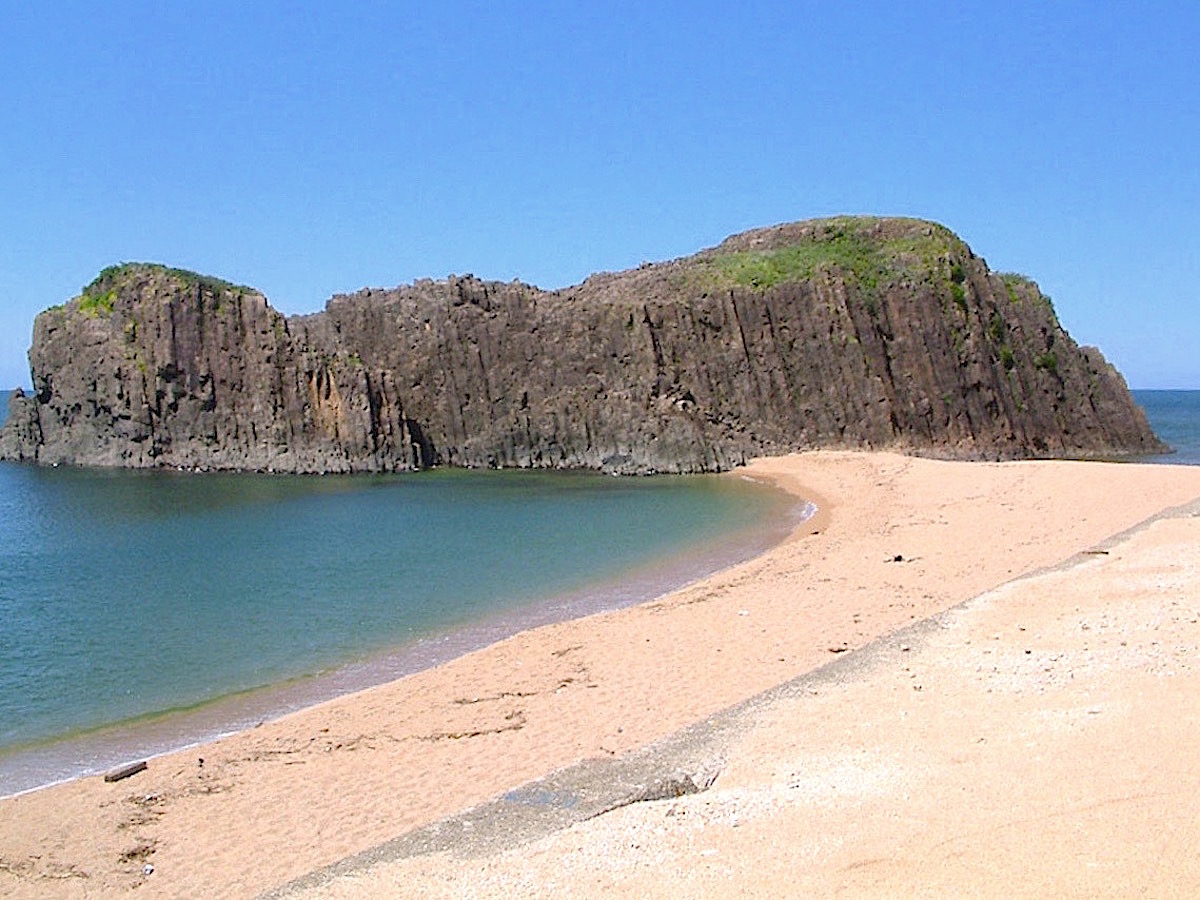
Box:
(0, 395), (798, 794)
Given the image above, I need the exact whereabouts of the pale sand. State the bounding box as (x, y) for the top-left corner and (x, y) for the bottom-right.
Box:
(4, 452), (1200, 898)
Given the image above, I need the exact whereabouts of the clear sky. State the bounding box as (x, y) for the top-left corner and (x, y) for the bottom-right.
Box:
(2, 1), (1197, 389)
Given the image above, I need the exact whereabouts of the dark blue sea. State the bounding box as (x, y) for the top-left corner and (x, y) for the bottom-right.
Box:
(1131, 390), (1200, 465)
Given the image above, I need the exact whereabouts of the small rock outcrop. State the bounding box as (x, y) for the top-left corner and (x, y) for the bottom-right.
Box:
(0, 217), (1164, 472)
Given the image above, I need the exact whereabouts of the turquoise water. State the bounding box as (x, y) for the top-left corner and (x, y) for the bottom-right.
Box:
(0, 390), (797, 794)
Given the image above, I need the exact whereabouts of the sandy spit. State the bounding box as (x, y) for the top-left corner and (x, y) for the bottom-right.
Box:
(3, 451), (1200, 898)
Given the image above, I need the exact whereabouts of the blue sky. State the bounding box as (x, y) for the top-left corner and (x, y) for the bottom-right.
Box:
(2, 1), (1197, 388)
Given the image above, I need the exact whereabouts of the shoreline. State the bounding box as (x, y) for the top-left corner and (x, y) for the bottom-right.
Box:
(0, 472), (806, 800)
(316, 476), (1200, 897)
(4, 451), (1200, 897)
(307, 489), (1200, 898)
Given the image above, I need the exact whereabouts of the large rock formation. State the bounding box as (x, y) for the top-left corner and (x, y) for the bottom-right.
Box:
(0, 217), (1164, 473)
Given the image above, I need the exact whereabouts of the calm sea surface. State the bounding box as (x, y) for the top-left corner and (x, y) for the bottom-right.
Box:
(1131, 390), (1200, 464)
(0, 390), (801, 794)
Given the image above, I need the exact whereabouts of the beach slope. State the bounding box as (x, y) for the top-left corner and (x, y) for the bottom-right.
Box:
(3, 452), (1200, 898)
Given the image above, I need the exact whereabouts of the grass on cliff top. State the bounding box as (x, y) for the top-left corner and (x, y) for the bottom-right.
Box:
(691, 217), (970, 293)
(79, 263), (253, 306)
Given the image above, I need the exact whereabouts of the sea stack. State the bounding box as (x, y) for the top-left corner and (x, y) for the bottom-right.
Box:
(0, 216), (1164, 473)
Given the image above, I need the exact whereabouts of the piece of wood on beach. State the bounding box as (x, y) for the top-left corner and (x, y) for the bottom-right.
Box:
(103, 760), (148, 783)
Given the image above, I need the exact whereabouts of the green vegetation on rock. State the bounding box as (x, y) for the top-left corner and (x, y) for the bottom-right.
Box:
(950, 281), (967, 311)
(999, 272), (1034, 301)
(82, 263), (251, 303)
(705, 217), (969, 290)
(689, 217), (974, 312)
(998, 271), (1059, 325)
(78, 288), (117, 317)
(1034, 351), (1059, 373)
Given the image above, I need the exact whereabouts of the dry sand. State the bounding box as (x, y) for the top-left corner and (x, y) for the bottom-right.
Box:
(3, 452), (1200, 898)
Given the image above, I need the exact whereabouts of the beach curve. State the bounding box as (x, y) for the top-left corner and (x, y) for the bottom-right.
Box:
(3, 451), (1200, 898)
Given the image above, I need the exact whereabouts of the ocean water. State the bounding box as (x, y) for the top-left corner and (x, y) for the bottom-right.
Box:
(1131, 390), (1200, 464)
(0, 391), (799, 794)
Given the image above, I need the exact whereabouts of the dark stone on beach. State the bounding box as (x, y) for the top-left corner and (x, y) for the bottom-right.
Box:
(0, 217), (1165, 472)
(104, 760), (148, 782)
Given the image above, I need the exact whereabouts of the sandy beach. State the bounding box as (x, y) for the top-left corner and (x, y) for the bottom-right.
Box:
(4, 451), (1200, 898)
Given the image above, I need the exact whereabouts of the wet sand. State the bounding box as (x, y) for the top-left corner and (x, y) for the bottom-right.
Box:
(3, 452), (1200, 898)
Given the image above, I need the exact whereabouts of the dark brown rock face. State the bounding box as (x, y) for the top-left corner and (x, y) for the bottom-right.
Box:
(0, 217), (1164, 472)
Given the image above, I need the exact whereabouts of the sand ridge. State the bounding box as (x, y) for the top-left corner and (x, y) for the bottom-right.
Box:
(3, 452), (1200, 898)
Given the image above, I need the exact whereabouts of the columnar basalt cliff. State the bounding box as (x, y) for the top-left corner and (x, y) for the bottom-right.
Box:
(0, 217), (1164, 472)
